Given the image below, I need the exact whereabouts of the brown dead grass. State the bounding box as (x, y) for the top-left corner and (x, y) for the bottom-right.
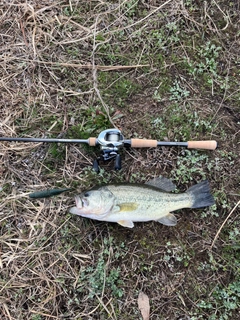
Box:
(0, 1), (240, 319)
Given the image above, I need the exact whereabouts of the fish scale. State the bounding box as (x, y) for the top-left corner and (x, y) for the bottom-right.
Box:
(107, 185), (191, 219)
(106, 185), (193, 215)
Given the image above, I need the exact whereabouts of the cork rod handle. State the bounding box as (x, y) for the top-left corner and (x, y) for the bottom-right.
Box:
(187, 140), (217, 150)
(88, 137), (97, 146)
(130, 139), (158, 148)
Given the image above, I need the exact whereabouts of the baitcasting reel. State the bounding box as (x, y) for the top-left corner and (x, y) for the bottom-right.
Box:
(93, 129), (125, 171)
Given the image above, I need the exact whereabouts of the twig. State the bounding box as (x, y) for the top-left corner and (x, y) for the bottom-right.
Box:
(3, 303), (12, 320)
(30, 310), (59, 319)
(210, 200), (240, 249)
(14, 57), (149, 70)
(95, 296), (117, 320)
(58, 0), (173, 45)
(19, 19), (28, 46)
(212, 0), (231, 30)
(91, 15), (115, 127)
(104, 0), (173, 37)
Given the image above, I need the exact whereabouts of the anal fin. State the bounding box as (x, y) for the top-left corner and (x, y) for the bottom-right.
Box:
(157, 213), (177, 226)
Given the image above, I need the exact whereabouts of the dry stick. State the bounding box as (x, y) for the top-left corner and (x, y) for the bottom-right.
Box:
(16, 58), (149, 70)
(20, 19), (28, 47)
(100, 0), (173, 38)
(3, 303), (12, 320)
(30, 310), (59, 319)
(212, 0), (230, 30)
(92, 16), (115, 128)
(204, 1), (221, 37)
(96, 296), (117, 320)
(58, 0), (173, 45)
(0, 216), (71, 294)
(210, 200), (240, 249)
(210, 59), (231, 122)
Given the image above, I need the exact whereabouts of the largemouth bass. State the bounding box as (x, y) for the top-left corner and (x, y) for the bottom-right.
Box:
(69, 178), (215, 228)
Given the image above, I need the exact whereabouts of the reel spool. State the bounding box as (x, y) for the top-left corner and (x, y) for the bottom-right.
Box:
(93, 129), (125, 172)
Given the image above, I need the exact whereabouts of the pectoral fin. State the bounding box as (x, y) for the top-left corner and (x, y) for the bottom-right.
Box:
(117, 220), (134, 228)
(157, 213), (177, 226)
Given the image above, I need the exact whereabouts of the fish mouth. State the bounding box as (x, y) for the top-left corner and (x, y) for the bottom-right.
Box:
(75, 196), (89, 209)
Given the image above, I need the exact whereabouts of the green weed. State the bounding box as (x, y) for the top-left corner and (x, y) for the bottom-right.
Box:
(151, 117), (168, 138)
(98, 72), (141, 107)
(163, 241), (193, 269)
(79, 167), (112, 188)
(152, 76), (171, 102)
(151, 102), (215, 141)
(228, 227), (240, 244)
(67, 106), (112, 139)
(150, 29), (166, 49)
(188, 41), (221, 79)
(171, 150), (209, 183)
(194, 281), (240, 320)
(149, 20), (181, 50)
(128, 171), (149, 184)
(31, 315), (42, 320)
(121, 0), (139, 17)
(48, 143), (65, 160)
(185, 40), (231, 92)
(169, 80), (190, 101)
(77, 236), (125, 298)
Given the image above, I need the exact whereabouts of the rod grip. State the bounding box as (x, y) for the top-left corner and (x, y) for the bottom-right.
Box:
(88, 137), (97, 146)
(130, 139), (158, 148)
(187, 140), (217, 150)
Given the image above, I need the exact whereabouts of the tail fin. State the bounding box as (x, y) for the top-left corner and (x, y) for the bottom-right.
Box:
(187, 180), (215, 208)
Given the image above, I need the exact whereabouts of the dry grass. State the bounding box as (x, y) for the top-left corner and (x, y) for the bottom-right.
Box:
(1, 1), (240, 319)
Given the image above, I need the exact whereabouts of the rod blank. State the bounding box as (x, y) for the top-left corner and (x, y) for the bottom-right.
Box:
(0, 137), (89, 144)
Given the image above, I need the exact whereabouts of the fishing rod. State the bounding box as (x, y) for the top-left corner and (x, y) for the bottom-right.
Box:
(0, 128), (217, 171)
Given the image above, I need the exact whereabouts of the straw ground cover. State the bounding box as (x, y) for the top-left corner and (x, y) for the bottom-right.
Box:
(0, 0), (239, 319)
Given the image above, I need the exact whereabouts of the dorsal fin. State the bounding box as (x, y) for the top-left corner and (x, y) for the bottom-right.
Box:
(145, 176), (176, 192)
